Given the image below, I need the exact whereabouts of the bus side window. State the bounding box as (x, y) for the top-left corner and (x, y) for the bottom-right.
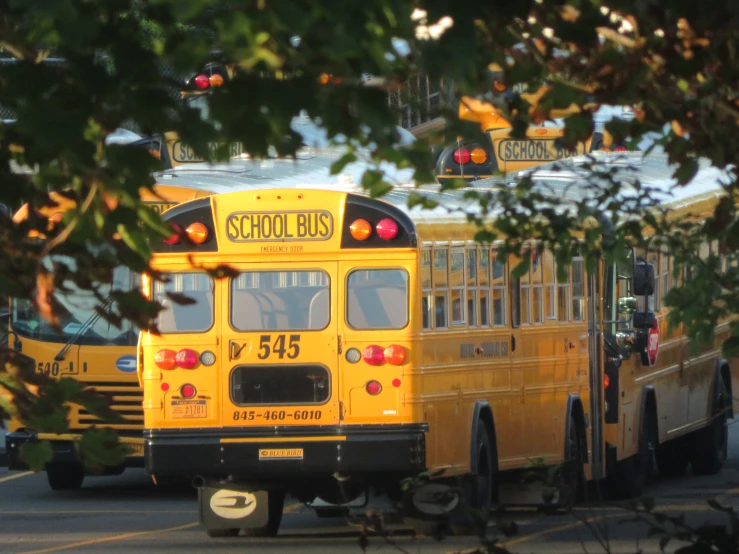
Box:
(572, 257), (585, 321)
(532, 251), (543, 324)
(492, 252), (506, 326)
(421, 248), (432, 330)
(450, 247), (466, 326)
(479, 248), (490, 327)
(519, 255), (531, 325)
(433, 247), (449, 329)
(466, 247), (478, 327)
(510, 264), (521, 329)
(557, 260), (571, 322)
(544, 251), (556, 320)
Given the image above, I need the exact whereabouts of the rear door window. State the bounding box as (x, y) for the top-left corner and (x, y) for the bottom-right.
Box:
(346, 269), (408, 330)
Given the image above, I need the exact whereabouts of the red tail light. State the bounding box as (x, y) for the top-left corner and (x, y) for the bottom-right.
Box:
(375, 218), (398, 240)
(604, 374), (610, 388)
(363, 345), (385, 366)
(193, 74), (210, 89)
(383, 345), (406, 365)
(155, 349), (177, 370)
(180, 383), (197, 399)
(175, 348), (199, 369)
(163, 223), (182, 245)
(453, 148), (471, 164)
(365, 380), (382, 395)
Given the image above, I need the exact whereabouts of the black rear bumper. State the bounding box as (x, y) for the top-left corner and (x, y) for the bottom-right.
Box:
(145, 424), (428, 478)
(5, 429), (144, 470)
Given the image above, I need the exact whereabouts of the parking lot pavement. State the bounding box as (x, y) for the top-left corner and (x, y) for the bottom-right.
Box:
(0, 423), (737, 554)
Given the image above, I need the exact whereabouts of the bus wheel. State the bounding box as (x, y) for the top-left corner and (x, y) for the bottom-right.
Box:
(46, 463), (85, 491)
(206, 528), (239, 538)
(242, 490), (285, 537)
(691, 384), (729, 475)
(609, 414), (655, 499)
(655, 437), (690, 477)
(556, 416), (584, 512)
(450, 423), (494, 536)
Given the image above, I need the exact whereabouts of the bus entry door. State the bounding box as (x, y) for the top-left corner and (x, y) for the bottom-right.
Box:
(222, 263), (341, 427)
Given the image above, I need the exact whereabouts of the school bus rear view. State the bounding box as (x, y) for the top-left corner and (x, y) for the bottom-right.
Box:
(140, 188), (443, 535)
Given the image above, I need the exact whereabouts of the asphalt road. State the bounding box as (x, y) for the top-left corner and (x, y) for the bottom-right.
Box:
(0, 425), (738, 554)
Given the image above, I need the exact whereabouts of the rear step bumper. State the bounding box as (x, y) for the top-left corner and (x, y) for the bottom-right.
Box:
(144, 424), (428, 477)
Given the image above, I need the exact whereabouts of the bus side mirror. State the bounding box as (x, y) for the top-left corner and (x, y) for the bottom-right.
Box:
(633, 311), (657, 329)
(0, 203), (10, 218)
(634, 261), (655, 296)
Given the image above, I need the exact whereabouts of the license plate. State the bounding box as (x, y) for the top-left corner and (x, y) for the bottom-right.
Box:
(259, 448), (304, 460)
(171, 400), (207, 419)
(497, 139), (586, 162)
(126, 443), (144, 457)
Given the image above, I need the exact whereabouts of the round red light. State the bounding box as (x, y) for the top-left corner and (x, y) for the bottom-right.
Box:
(163, 223), (182, 245)
(363, 345), (385, 366)
(392, 378), (401, 388)
(154, 349), (177, 370)
(366, 380), (382, 395)
(160, 383), (170, 392)
(193, 74), (210, 90)
(453, 148), (471, 164)
(176, 348), (198, 369)
(376, 218), (398, 241)
(180, 384), (197, 399)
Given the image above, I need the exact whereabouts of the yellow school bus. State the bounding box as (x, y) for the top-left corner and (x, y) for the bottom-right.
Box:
(138, 152), (737, 537)
(4, 182), (216, 490)
(434, 94), (624, 183)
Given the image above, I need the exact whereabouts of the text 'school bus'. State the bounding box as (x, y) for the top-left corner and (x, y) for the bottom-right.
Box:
(4, 183), (216, 491)
(139, 153), (738, 537)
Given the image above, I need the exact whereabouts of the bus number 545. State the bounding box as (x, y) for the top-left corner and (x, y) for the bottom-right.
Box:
(257, 334), (301, 360)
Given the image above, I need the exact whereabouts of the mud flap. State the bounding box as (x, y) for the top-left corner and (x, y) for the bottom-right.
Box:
(198, 487), (270, 530)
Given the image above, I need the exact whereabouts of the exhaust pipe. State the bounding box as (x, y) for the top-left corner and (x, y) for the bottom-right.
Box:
(192, 476), (206, 489)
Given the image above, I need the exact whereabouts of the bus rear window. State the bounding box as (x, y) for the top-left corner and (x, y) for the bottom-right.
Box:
(230, 271), (329, 331)
(346, 269), (408, 330)
(154, 273), (214, 333)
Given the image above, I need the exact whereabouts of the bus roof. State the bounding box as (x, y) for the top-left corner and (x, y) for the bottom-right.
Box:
(178, 150), (730, 232)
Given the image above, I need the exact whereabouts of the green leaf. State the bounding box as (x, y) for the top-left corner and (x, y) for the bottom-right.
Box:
(20, 440), (53, 472)
(673, 160), (699, 185)
(329, 152), (357, 175)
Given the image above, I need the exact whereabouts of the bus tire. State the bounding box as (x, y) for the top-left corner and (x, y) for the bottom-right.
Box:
(655, 436), (691, 477)
(556, 414), (584, 512)
(206, 528), (239, 538)
(46, 463), (84, 491)
(242, 490), (285, 537)
(449, 422), (494, 536)
(691, 382), (729, 475)
(608, 412), (655, 499)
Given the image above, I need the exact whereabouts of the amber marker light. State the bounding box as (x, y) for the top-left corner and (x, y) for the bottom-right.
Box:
(384, 345), (406, 365)
(209, 74), (224, 87)
(470, 148), (487, 164)
(349, 219), (372, 241)
(185, 222), (208, 244)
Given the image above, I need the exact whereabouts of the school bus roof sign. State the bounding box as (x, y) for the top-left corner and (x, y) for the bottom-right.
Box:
(225, 211), (333, 243)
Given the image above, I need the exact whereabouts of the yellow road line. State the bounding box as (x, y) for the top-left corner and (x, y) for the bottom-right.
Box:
(17, 522), (199, 554)
(0, 510), (197, 515)
(17, 502), (302, 554)
(0, 471), (33, 483)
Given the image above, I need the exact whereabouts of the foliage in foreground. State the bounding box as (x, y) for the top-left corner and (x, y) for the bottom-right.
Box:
(0, 1), (738, 463)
